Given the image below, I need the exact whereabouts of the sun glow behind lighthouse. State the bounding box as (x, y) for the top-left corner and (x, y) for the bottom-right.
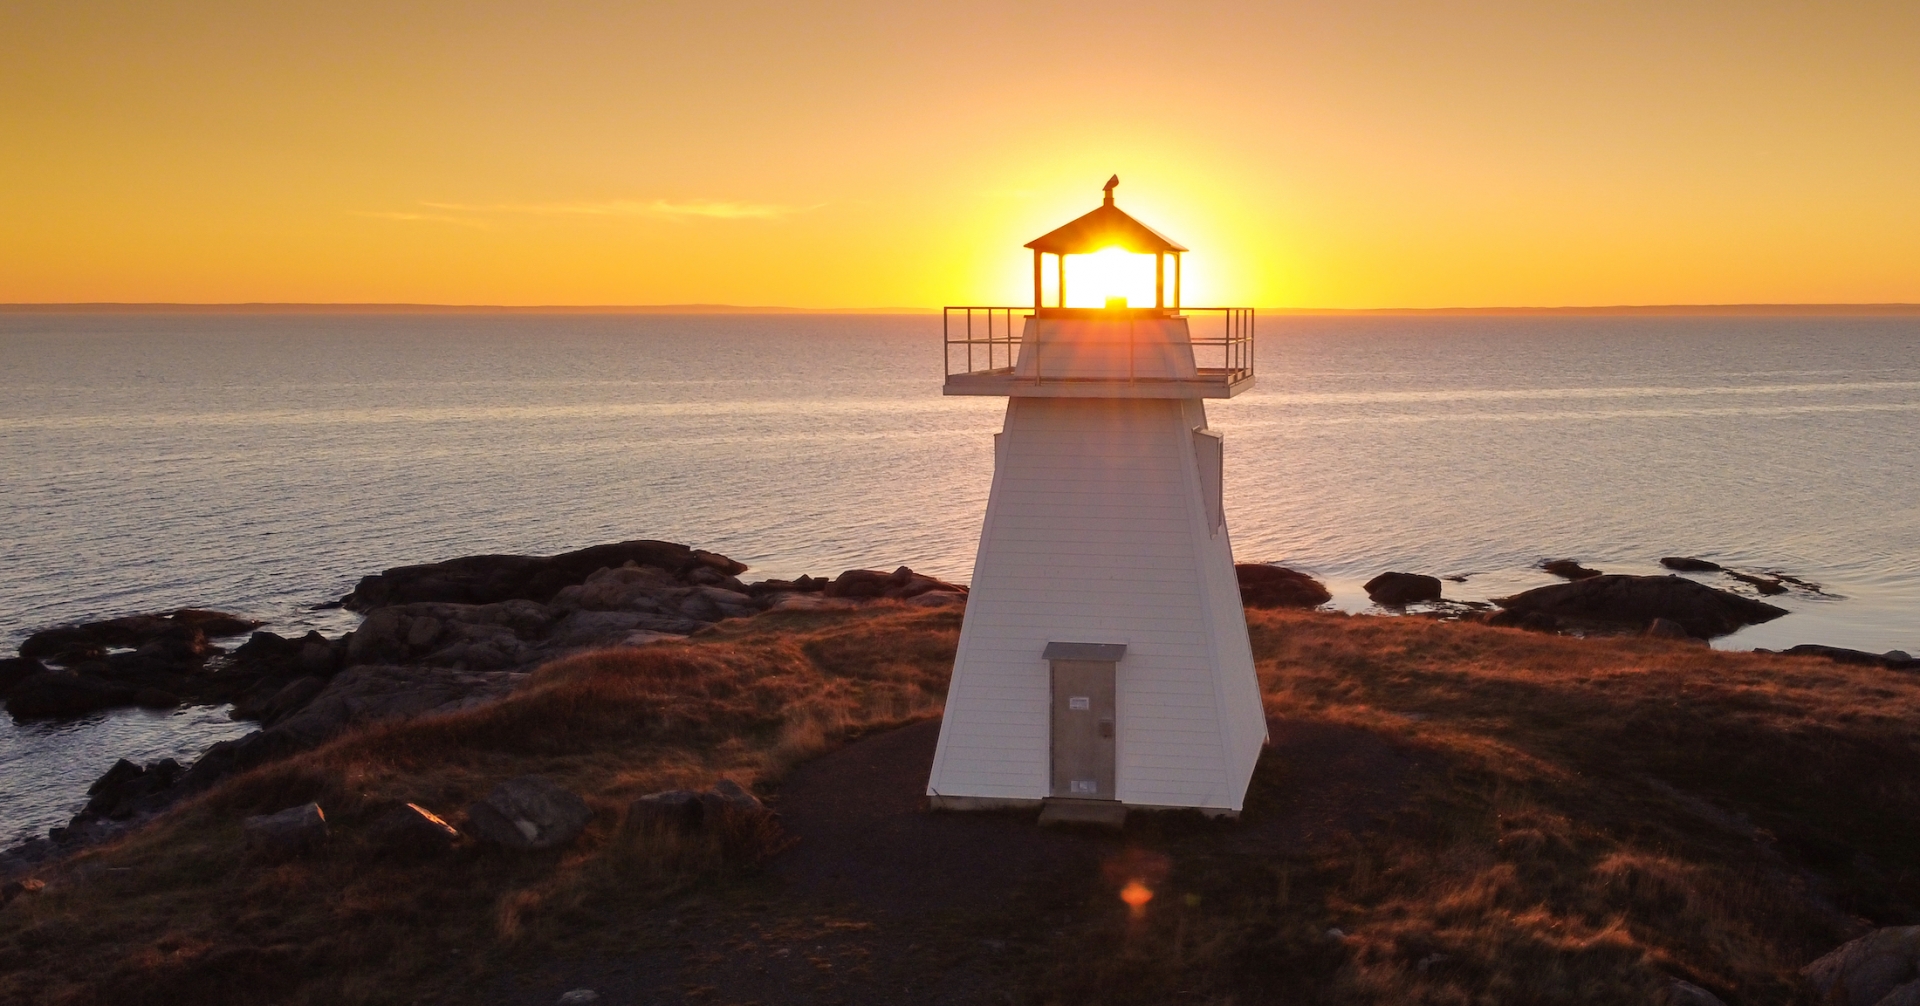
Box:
(1061, 247), (1159, 309)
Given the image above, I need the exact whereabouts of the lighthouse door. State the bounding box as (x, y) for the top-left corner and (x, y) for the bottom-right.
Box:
(1049, 658), (1118, 800)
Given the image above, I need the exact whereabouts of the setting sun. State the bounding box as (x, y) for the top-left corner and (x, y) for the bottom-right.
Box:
(1062, 248), (1161, 309)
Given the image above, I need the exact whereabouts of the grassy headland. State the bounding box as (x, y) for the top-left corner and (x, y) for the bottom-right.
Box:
(1, 605), (1915, 1004)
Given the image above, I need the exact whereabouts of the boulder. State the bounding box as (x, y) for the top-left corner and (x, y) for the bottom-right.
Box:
(823, 568), (894, 600)
(627, 789), (704, 832)
(1656, 979), (1727, 1006)
(550, 564), (681, 612)
(558, 991), (601, 1006)
(84, 757), (184, 818)
(823, 566), (967, 601)
(257, 676), (327, 726)
(4, 673), (136, 719)
(1660, 557), (1724, 572)
(346, 600), (553, 667)
(271, 664), (529, 748)
(1725, 570), (1789, 595)
(744, 575), (828, 596)
(466, 776), (592, 850)
(1780, 644), (1913, 668)
(243, 803), (328, 861)
(1801, 926), (1920, 1006)
(168, 608), (264, 638)
(1364, 572), (1443, 606)
(699, 779), (771, 827)
(1541, 559), (1602, 581)
(366, 803), (461, 858)
(19, 609), (256, 663)
(1644, 618), (1695, 641)
(1236, 564), (1332, 609)
(1494, 574), (1787, 639)
(0, 656), (47, 697)
(339, 540), (746, 612)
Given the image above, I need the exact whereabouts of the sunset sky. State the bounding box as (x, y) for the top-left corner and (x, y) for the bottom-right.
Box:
(4, 1), (1917, 309)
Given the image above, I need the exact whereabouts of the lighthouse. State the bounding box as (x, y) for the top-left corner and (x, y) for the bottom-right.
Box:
(928, 178), (1264, 824)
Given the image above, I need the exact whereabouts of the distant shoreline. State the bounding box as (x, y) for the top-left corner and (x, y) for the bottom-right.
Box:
(6, 302), (1920, 317)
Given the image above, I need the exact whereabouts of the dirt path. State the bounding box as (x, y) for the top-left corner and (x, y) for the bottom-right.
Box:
(501, 715), (1429, 1006)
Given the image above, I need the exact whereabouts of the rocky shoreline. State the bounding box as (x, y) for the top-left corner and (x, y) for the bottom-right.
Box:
(2, 540), (1912, 880)
(0, 540), (965, 877)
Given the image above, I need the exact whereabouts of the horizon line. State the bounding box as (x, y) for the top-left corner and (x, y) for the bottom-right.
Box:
(4, 301), (1920, 317)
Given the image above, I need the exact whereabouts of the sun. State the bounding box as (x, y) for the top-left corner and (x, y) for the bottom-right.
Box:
(1064, 246), (1161, 309)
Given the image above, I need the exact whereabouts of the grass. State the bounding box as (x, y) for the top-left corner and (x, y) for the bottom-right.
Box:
(1, 603), (1916, 1005)
(1023, 611), (1920, 1005)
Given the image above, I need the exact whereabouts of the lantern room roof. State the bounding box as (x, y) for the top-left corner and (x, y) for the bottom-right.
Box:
(1024, 176), (1188, 255)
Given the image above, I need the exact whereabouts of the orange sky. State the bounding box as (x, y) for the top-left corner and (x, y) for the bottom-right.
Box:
(4, 1), (1917, 309)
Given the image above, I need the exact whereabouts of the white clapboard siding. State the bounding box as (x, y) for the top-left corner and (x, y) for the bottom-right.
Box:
(929, 321), (1266, 812)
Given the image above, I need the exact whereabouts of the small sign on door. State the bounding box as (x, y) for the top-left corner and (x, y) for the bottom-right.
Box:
(1069, 696), (1090, 710)
(1070, 779), (1098, 794)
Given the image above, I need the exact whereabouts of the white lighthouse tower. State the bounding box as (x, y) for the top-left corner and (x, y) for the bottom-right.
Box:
(928, 178), (1264, 824)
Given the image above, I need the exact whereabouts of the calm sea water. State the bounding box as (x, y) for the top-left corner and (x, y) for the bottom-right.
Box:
(2, 311), (1916, 844)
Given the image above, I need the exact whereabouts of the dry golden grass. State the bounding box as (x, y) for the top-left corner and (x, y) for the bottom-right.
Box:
(0, 604), (957, 1006)
(1028, 610), (1920, 1005)
(0, 603), (1915, 1005)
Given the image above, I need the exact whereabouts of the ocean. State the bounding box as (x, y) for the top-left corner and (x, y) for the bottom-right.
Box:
(3, 310), (1917, 845)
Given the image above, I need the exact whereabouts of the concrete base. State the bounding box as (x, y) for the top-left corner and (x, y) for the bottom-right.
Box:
(1038, 799), (1129, 828)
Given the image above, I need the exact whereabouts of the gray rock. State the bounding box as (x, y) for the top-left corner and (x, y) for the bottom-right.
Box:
(273, 665), (528, 748)
(552, 564), (681, 612)
(1879, 981), (1920, 1006)
(1364, 572), (1443, 606)
(347, 600), (553, 666)
(339, 540), (746, 611)
(549, 610), (656, 648)
(1656, 978), (1727, 1005)
(557, 991), (600, 1005)
(628, 790), (703, 832)
(243, 803), (328, 861)
(466, 776), (592, 850)
(1645, 618), (1694, 640)
(1802, 926), (1920, 1006)
(366, 803), (460, 858)
(259, 676), (326, 726)
(1781, 645), (1918, 670)
(699, 779), (770, 827)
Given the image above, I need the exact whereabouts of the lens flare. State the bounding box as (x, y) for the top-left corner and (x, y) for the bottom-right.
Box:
(1120, 880), (1154, 917)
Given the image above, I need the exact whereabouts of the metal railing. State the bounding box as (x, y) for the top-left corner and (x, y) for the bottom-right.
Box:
(942, 307), (1024, 379)
(1185, 307), (1256, 382)
(942, 306), (1254, 383)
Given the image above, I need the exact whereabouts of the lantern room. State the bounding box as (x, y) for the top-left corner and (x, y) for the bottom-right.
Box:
(1027, 175), (1187, 315)
(942, 177), (1254, 400)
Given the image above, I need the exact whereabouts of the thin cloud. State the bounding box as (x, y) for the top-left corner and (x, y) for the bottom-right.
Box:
(418, 199), (819, 220)
(353, 210), (492, 228)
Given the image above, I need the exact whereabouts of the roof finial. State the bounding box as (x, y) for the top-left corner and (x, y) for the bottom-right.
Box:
(1102, 175), (1119, 207)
